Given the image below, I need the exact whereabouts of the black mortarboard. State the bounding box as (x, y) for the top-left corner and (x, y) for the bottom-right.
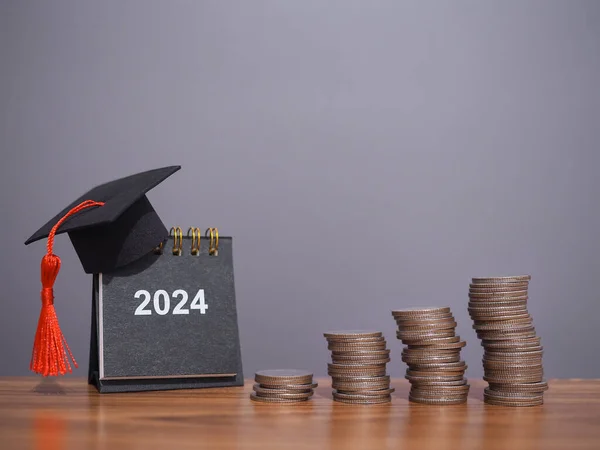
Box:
(25, 165), (180, 274)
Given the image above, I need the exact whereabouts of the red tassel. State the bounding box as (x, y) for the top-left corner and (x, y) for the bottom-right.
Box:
(30, 200), (104, 376)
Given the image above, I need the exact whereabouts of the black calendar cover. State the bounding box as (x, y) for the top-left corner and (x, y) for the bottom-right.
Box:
(88, 234), (244, 393)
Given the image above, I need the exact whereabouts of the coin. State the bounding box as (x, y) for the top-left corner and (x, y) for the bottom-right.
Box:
(468, 304), (528, 312)
(404, 335), (461, 345)
(392, 307), (451, 316)
(406, 340), (467, 350)
(476, 330), (537, 341)
(328, 362), (387, 370)
(408, 378), (468, 387)
(397, 330), (457, 341)
(481, 337), (541, 348)
(329, 371), (387, 379)
(485, 362), (544, 371)
(397, 327), (456, 336)
(331, 358), (391, 366)
(332, 395), (392, 405)
(402, 354), (461, 364)
(331, 349), (390, 358)
(411, 383), (470, 393)
(410, 389), (469, 399)
(255, 369), (314, 385)
(332, 382), (391, 392)
(408, 361), (466, 370)
(472, 312), (533, 320)
(253, 390), (314, 400)
(325, 336), (386, 344)
(469, 298), (530, 305)
(469, 289), (529, 297)
(483, 363), (544, 371)
(483, 375), (544, 384)
(469, 312), (531, 321)
(332, 353), (391, 360)
(395, 320), (458, 331)
(257, 382), (318, 391)
(483, 341), (542, 350)
(328, 344), (388, 352)
(483, 349), (543, 359)
(403, 346), (461, 354)
(483, 357), (543, 366)
(331, 375), (390, 383)
(469, 285), (530, 293)
(484, 396), (543, 407)
(484, 371), (544, 380)
(468, 297), (529, 305)
(406, 374), (465, 383)
(473, 321), (533, 332)
(471, 275), (531, 284)
(328, 369), (387, 378)
(473, 317), (533, 326)
(488, 380), (549, 392)
(406, 369), (467, 378)
(333, 391), (393, 401)
(335, 387), (396, 396)
(409, 395), (467, 405)
(484, 350), (544, 359)
(250, 392), (309, 404)
(470, 282), (529, 290)
(324, 330), (383, 339)
(406, 375), (466, 384)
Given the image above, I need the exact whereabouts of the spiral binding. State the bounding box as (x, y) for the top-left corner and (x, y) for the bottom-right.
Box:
(154, 227), (219, 256)
(205, 227), (219, 256)
(170, 227), (183, 255)
(187, 227), (201, 255)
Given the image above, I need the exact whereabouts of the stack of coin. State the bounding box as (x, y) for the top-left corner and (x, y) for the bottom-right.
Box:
(250, 369), (317, 404)
(392, 307), (470, 405)
(324, 330), (394, 404)
(468, 275), (548, 407)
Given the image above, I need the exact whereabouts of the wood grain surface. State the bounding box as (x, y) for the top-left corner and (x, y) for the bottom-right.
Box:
(0, 378), (599, 450)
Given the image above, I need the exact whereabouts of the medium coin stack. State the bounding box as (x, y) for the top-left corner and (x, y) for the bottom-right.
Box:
(468, 275), (548, 407)
(324, 330), (394, 404)
(392, 307), (470, 405)
(250, 369), (317, 404)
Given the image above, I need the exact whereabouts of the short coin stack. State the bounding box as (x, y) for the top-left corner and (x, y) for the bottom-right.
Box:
(468, 275), (548, 407)
(324, 330), (394, 404)
(250, 369), (317, 404)
(392, 307), (470, 405)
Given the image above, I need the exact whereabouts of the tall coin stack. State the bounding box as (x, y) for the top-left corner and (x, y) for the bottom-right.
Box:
(468, 275), (548, 407)
(250, 369), (317, 404)
(392, 307), (470, 405)
(324, 330), (394, 404)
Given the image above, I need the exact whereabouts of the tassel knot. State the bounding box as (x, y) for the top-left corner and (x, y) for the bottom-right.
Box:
(41, 288), (54, 307)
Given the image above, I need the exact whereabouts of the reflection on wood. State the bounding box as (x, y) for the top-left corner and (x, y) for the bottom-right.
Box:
(0, 378), (598, 450)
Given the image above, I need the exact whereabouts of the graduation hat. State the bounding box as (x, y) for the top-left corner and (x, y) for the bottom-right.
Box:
(25, 165), (180, 376)
(25, 165), (181, 273)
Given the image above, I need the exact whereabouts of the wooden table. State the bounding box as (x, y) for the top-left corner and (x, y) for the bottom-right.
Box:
(1, 378), (599, 450)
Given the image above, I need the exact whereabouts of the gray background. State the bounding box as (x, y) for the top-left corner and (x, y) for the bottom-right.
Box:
(1, 0), (599, 380)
